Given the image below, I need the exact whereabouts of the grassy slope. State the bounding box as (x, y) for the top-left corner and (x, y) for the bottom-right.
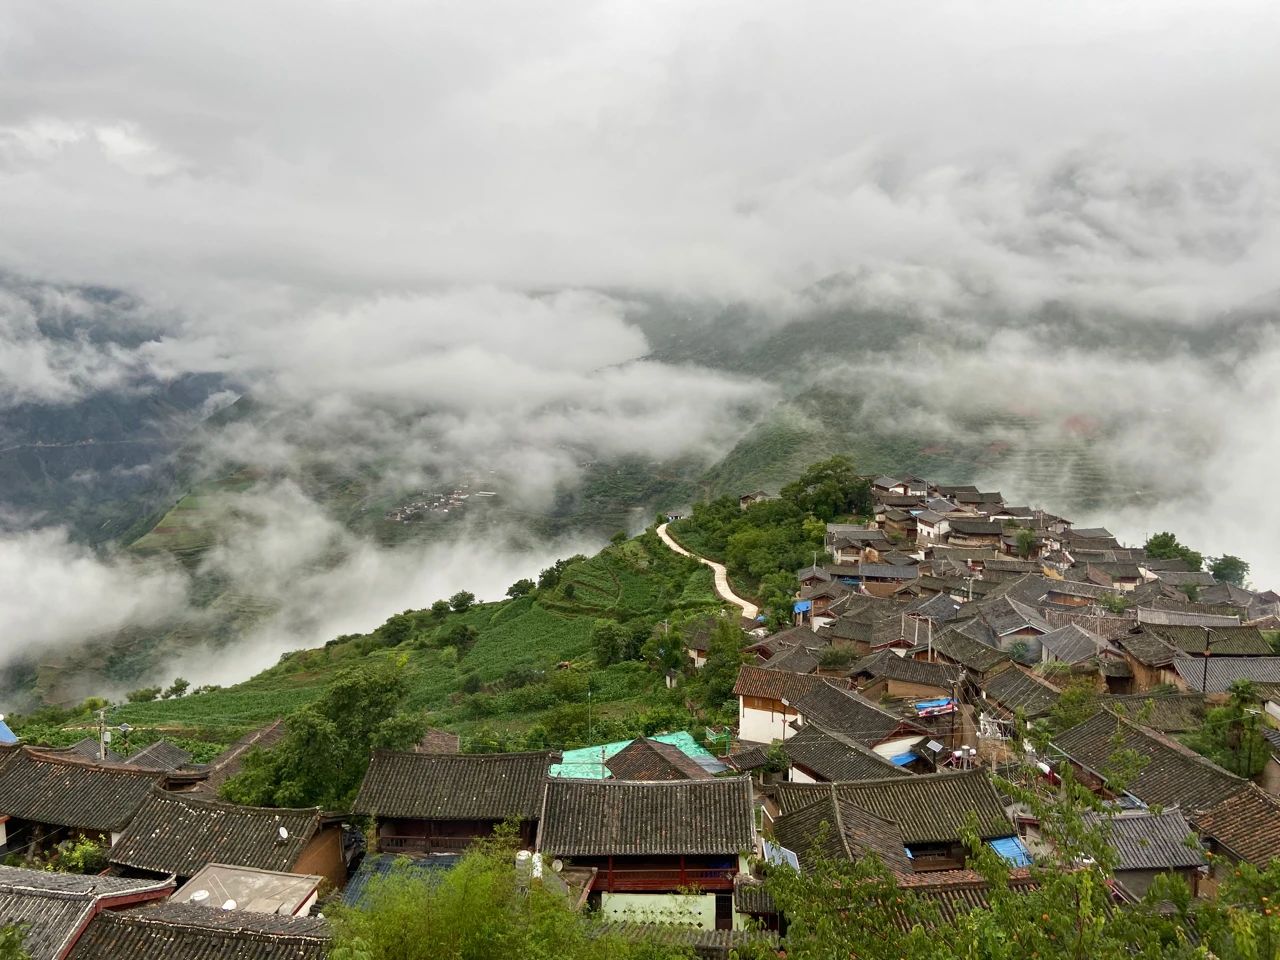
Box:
(61, 530), (721, 751)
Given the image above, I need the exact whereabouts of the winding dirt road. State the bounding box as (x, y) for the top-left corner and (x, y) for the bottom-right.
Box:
(656, 523), (760, 621)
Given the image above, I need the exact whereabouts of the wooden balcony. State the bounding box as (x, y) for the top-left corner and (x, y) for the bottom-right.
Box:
(599, 866), (736, 893)
(378, 835), (478, 855)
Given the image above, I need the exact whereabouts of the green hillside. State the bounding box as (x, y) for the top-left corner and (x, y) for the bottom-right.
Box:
(22, 529), (725, 756)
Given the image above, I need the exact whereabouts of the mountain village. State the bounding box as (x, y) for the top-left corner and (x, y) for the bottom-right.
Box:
(2, 472), (1279, 958)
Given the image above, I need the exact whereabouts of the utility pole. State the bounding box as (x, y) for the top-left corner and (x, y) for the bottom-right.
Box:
(95, 708), (109, 761)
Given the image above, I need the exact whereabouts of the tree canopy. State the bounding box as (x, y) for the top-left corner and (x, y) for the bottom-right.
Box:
(222, 657), (425, 808)
(1144, 531), (1204, 572)
(1210, 554), (1250, 587)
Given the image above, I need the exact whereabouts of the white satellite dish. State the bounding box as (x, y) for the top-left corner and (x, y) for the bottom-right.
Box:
(189, 890), (209, 903)
(278, 827), (289, 841)
(552, 859), (564, 873)
(222, 899), (238, 910)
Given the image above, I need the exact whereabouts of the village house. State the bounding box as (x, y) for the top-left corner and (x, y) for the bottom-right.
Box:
(352, 750), (559, 854)
(122, 741), (193, 772)
(770, 769), (1019, 873)
(0, 866), (174, 960)
(770, 786), (911, 874)
(850, 649), (960, 703)
(107, 791), (348, 887)
(738, 490), (772, 510)
(825, 524), (891, 563)
(1085, 809), (1207, 899)
(0, 747), (163, 857)
(171, 862), (323, 917)
(66, 902), (330, 960)
(913, 509), (951, 543)
(605, 738), (714, 782)
(856, 562), (920, 598)
(789, 682), (932, 764)
(773, 722), (912, 783)
(1193, 785), (1280, 882)
(537, 777), (755, 930)
(914, 628), (1012, 682)
(977, 667), (1062, 729)
(186, 719), (287, 797)
(732, 666), (850, 743)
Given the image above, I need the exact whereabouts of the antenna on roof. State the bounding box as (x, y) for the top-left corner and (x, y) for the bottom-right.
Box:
(278, 826), (289, 841)
(221, 899), (238, 911)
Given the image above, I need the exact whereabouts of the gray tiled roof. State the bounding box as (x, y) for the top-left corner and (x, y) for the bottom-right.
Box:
(108, 791), (323, 878)
(782, 723), (910, 782)
(605, 738), (712, 782)
(353, 750), (558, 820)
(1147, 624), (1271, 656)
(0, 748), (162, 832)
(773, 769), (1013, 845)
(1114, 629), (1179, 667)
(538, 777), (754, 857)
(980, 668), (1061, 719)
(1086, 809), (1206, 871)
(852, 649), (959, 689)
(1194, 785), (1280, 869)
(191, 720), (287, 797)
(125, 741), (194, 772)
(928, 629), (1010, 675)
(0, 867), (174, 960)
(68, 902), (330, 960)
(1039, 624), (1105, 664)
(1172, 656), (1280, 693)
(791, 684), (916, 746)
(733, 665), (847, 704)
(772, 786), (910, 873)
(1052, 712), (1245, 812)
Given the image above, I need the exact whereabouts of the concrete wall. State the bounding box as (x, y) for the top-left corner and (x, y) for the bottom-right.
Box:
(600, 892), (716, 929)
(295, 825), (347, 889)
(740, 697), (798, 743)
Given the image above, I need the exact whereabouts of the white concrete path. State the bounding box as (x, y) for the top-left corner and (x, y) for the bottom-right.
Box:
(656, 523), (760, 621)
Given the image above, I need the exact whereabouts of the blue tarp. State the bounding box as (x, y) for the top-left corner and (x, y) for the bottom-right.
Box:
(987, 836), (1033, 867)
(793, 600), (812, 613)
(889, 752), (917, 766)
(0, 720), (16, 745)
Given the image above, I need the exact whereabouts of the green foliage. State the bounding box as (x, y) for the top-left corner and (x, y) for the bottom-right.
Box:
(221, 658), (426, 808)
(1015, 527), (1037, 558)
(1184, 680), (1270, 778)
(51, 836), (109, 874)
(591, 620), (631, 668)
(779, 455), (872, 522)
(125, 687), (161, 703)
(430, 599), (452, 619)
(505, 578), (535, 599)
(1144, 531), (1204, 572)
(328, 834), (694, 960)
(689, 619), (748, 715)
(1211, 554), (1251, 587)
(1031, 680), (1100, 748)
(163, 677), (190, 699)
(449, 591), (476, 613)
(1098, 592), (1129, 614)
(379, 613), (416, 646)
(0, 925), (30, 960)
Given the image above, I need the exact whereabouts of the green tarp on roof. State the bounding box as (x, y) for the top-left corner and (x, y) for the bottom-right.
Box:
(549, 731), (725, 779)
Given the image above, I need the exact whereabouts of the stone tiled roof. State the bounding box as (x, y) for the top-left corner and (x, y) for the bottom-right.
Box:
(852, 649), (959, 689)
(125, 741), (194, 772)
(1085, 810), (1206, 871)
(1039, 624), (1106, 664)
(773, 769), (1012, 845)
(597, 923), (779, 960)
(1107, 693), (1208, 733)
(791, 683), (918, 746)
(772, 786), (910, 873)
(980, 668), (1061, 719)
(895, 869), (1038, 926)
(0, 867), (174, 960)
(1172, 656), (1280, 693)
(733, 665), (848, 704)
(604, 738), (712, 781)
(1194, 785), (1280, 869)
(108, 791), (324, 878)
(67, 902), (330, 960)
(1052, 712), (1245, 812)
(538, 777), (754, 857)
(761, 645), (821, 675)
(928, 629), (1010, 675)
(191, 719), (287, 797)
(1147, 624), (1272, 656)
(1114, 629), (1179, 667)
(0, 748), (162, 832)
(782, 723), (910, 782)
(353, 750), (558, 820)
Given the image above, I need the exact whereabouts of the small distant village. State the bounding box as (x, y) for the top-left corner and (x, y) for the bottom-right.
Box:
(383, 477), (499, 524)
(2, 471), (1280, 958)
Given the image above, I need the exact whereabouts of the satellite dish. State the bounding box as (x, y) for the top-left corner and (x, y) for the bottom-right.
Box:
(552, 859), (564, 873)
(190, 890), (209, 903)
(221, 899), (238, 910)
(278, 827), (289, 841)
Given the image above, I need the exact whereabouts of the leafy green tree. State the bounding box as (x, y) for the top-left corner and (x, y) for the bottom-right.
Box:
(0, 926), (30, 960)
(504, 578), (535, 599)
(222, 658), (426, 808)
(1185, 679), (1270, 778)
(439, 623), (479, 651)
(1098, 592), (1129, 614)
(329, 832), (694, 960)
(780, 455), (871, 521)
(1210, 555), (1251, 587)
(640, 627), (685, 673)
(163, 677), (190, 699)
(1144, 531), (1204, 572)
(591, 620), (630, 667)
(125, 687), (161, 703)
(1015, 527), (1037, 558)
(692, 620), (747, 713)
(448, 590), (476, 613)
(1031, 679), (1100, 747)
(379, 613), (415, 646)
(429, 599), (451, 619)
